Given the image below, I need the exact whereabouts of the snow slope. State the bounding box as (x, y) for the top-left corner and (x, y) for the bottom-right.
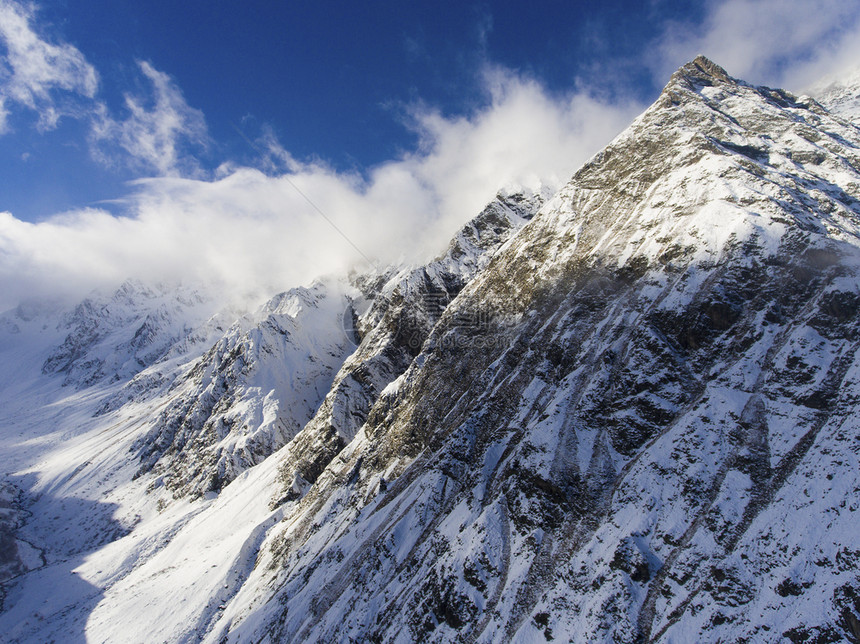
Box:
(0, 189), (542, 641)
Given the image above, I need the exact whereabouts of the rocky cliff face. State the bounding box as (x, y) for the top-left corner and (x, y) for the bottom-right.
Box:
(1, 58), (859, 644)
(269, 187), (545, 507)
(211, 57), (860, 643)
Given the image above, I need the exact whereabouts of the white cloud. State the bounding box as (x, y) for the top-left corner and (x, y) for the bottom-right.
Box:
(653, 0), (860, 92)
(90, 61), (208, 176)
(0, 1), (206, 176)
(0, 0), (97, 132)
(399, 66), (641, 252)
(0, 70), (641, 311)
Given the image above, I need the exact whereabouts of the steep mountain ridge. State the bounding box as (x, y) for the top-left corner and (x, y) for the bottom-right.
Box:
(268, 187), (545, 506)
(123, 187), (545, 503)
(209, 57), (860, 643)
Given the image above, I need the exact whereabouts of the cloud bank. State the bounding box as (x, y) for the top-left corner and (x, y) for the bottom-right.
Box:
(0, 66), (641, 310)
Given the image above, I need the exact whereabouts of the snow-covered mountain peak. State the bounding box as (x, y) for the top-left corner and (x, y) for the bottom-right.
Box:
(670, 54), (734, 88)
(812, 64), (860, 126)
(129, 279), (356, 500)
(518, 55), (860, 292)
(39, 280), (221, 388)
(220, 58), (860, 642)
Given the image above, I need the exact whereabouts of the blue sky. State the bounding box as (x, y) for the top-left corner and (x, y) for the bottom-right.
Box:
(1, 0), (860, 308)
(0, 0), (708, 220)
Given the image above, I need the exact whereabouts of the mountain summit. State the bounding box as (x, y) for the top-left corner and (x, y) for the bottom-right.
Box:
(1, 58), (859, 643)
